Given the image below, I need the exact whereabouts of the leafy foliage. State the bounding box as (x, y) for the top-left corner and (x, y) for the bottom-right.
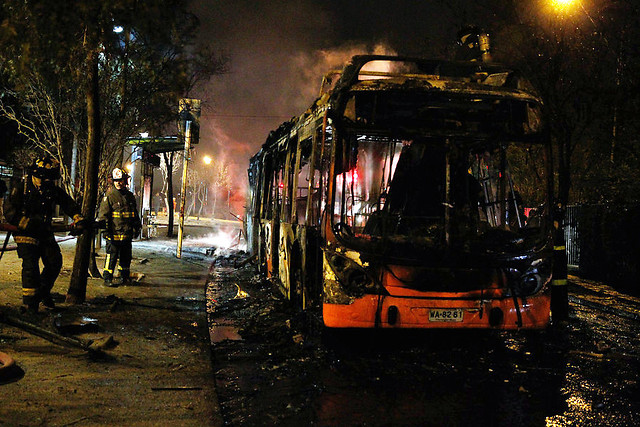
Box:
(436, 0), (640, 206)
(0, 0), (226, 197)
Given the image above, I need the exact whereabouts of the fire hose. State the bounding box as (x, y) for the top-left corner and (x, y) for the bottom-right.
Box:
(0, 222), (87, 254)
(0, 222), (80, 233)
(0, 309), (95, 351)
(0, 222), (110, 356)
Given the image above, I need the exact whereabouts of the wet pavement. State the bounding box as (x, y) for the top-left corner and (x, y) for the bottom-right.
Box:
(207, 252), (640, 426)
(0, 236), (222, 426)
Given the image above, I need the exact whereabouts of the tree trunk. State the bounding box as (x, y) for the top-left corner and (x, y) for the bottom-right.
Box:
(197, 186), (204, 219)
(66, 47), (101, 304)
(212, 191), (218, 219)
(165, 152), (175, 237)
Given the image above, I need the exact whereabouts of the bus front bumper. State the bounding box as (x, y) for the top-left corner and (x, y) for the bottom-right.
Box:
(323, 293), (550, 329)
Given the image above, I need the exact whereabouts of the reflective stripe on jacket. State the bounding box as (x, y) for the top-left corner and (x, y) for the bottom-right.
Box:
(97, 187), (140, 241)
(4, 178), (81, 241)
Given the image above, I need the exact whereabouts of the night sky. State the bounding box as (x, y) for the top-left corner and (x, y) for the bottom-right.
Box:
(189, 1), (468, 192)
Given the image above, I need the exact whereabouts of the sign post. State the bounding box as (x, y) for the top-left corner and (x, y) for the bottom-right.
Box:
(176, 99), (201, 259)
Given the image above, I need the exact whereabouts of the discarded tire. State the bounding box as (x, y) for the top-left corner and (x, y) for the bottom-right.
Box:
(0, 351), (15, 371)
(0, 351), (16, 379)
(0, 351), (25, 384)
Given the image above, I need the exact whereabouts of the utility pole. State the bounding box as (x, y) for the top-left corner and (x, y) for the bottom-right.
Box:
(176, 120), (191, 259)
(176, 98), (201, 259)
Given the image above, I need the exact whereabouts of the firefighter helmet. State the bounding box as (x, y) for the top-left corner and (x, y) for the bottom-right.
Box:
(31, 156), (61, 180)
(112, 167), (129, 181)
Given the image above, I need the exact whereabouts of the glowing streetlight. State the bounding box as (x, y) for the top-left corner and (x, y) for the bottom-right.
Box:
(549, 0), (594, 23)
(203, 155), (212, 165)
(125, 163), (133, 173)
(551, 0), (577, 12)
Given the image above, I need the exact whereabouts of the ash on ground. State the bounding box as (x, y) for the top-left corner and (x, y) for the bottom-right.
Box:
(206, 252), (640, 427)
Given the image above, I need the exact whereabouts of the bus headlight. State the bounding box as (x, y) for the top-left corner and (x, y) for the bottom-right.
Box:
(519, 273), (544, 295)
(324, 252), (382, 302)
(514, 259), (551, 296)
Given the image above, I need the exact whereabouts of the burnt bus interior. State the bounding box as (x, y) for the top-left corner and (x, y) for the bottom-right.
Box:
(247, 56), (554, 325)
(332, 91), (550, 257)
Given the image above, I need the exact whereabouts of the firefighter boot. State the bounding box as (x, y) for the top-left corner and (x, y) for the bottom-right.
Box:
(102, 270), (116, 287)
(116, 264), (132, 286)
(42, 294), (56, 309)
(20, 303), (40, 315)
(103, 278), (117, 287)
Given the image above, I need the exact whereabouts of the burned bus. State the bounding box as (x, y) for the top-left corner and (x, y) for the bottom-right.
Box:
(246, 55), (554, 329)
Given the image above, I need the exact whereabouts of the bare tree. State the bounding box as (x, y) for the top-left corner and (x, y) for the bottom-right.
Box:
(209, 159), (230, 219)
(0, 77), (76, 195)
(160, 151), (180, 237)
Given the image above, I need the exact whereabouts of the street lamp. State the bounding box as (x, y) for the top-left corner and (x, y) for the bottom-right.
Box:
(549, 0), (618, 163)
(203, 155), (212, 165)
(551, 0), (576, 10)
(550, 0), (598, 28)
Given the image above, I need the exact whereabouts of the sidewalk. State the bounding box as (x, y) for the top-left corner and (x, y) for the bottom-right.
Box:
(0, 235), (222, 426)
(568, 275), (640, 321)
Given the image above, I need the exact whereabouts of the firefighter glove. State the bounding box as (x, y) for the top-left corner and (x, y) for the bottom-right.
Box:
(70, 217), (89, 236)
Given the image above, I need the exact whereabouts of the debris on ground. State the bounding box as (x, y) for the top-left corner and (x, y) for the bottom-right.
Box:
(0, 308), (95, 351)
(53, 313), (100, 335)
(0, 237), (222, 425)
(207, 251), (640, 426)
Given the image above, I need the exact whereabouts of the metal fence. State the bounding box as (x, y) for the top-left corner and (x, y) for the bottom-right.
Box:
(564, 205), (581, 268)
(563, 203), (640, 293)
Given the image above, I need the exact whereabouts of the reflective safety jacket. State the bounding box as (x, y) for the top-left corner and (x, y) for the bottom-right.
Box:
(98, 187), (141, 241)
(4, 178), (82, 245)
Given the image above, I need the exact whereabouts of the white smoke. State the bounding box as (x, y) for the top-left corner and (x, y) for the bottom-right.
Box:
(183, 228), (246, 252)
(195, 42), (398, 218)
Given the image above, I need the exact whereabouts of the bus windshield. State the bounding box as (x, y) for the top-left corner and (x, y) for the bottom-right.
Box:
(332, 132), (549, 256)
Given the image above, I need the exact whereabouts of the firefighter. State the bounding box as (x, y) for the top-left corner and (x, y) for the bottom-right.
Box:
(3, 156), (86, 313)
(97, 167), (141, 287)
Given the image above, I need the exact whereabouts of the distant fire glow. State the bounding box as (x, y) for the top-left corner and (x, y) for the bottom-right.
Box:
(183, 229), (246, 252)
(359, 60), (394, 80)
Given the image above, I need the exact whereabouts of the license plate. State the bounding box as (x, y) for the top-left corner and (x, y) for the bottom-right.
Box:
(429, 308), (464, 322)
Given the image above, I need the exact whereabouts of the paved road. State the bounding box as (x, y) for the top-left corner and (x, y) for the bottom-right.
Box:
(207, 258), (640, 426)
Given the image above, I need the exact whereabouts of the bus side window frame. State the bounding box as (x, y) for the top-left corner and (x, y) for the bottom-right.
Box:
(280, 135), (298, 223)
(295, 136), (313, 226)
(306, 122), (330, 227)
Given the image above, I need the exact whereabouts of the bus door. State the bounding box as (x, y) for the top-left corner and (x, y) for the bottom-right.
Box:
(278, 136), (299, 300)
(262, 154), (284, 278)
